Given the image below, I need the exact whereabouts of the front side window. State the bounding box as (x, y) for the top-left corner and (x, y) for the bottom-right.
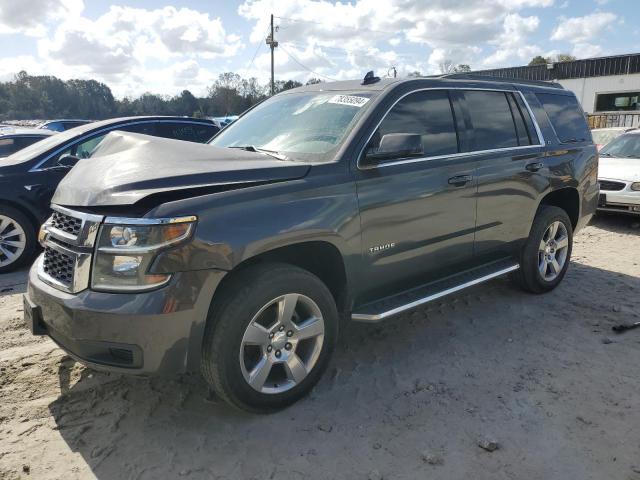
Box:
(210, 91), (375, 162)
(52, 134), (106, 163)
(368, 90), (459, 159)
(536, 93), (591, 144)
(464, 90), (520, 151)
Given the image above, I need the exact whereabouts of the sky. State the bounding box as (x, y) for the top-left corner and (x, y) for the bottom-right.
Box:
(0, 0), (637, 98)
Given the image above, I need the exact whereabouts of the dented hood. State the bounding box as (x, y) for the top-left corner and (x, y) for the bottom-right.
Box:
(53, 131), (311, 206)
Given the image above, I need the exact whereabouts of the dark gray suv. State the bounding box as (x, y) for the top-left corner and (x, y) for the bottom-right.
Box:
(24, 75), (599, 412)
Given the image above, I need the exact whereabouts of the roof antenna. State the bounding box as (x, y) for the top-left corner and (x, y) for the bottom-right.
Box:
(362, 70), (380, 85)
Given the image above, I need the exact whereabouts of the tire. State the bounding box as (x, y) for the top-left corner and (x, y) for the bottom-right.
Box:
(0, 205), (37, 274)
(512, 205), (573, 294)
(201, 262), (339, 413)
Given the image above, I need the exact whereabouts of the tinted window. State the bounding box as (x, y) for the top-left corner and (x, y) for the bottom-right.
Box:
(464, 91), (519, 150)
(514, 94), (539, 144)
(536, 93), (591, 143)
(0, 136), (47, 157)
(506, 93), (531, 146)
(156, 122), (218, 143)
(118, 122), (156, 135)
(372, 90), (458, 158)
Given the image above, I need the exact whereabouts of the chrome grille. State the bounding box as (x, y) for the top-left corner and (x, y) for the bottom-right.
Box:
(38, 206), (104, 293)
(600, 180), (626, 191)
(42, 246), (75, 286)
(50, 211), (82, 236)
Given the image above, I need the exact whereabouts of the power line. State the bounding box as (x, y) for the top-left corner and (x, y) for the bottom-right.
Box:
(278, 45), (339, 81)
(246, 26), (270, 71)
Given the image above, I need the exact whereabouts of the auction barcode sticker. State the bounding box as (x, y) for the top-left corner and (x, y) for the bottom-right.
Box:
(328, 95), (370, 107)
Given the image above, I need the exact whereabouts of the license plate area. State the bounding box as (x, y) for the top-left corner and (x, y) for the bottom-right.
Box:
(598, 193), (607, 207)
(23, 295), (47, 336)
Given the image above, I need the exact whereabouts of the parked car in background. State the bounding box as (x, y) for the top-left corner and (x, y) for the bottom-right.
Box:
(210, 115), (239, 129)
(24, 75), (598, 411)
(0, 127), (56, 157)
(597, 129), (640, 215)
(0, 116), (219, 272)
(38, 119), (92, 132)
(591, 127), (631, 151)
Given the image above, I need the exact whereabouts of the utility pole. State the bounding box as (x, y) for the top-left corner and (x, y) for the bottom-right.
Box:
(266, 14), (278, 95)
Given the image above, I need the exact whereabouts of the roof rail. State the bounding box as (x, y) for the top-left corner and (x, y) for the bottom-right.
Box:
(439, 73), (565, 90)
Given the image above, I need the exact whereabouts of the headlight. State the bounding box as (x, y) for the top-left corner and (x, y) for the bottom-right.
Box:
(91, 216), (196, 292)
(631, 182), (640, 191)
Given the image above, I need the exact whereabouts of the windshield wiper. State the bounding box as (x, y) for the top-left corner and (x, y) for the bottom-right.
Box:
(229, 145), (288, 161)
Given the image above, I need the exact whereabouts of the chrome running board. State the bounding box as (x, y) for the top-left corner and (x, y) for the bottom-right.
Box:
(351, 261), (519, 323)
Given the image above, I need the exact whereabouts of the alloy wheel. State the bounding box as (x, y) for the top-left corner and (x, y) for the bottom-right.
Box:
(538, 220), (569, 281)
(0, 215), (26, 268)
(239, 293), (325, 394)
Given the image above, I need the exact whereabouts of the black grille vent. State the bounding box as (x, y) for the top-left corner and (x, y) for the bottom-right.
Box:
(50, 211), (82, 236)
(42, 247), (74, 286)
(600, 180), (625, 191)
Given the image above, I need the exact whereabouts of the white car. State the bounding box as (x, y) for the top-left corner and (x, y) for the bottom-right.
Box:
(598, 129), (640, 215)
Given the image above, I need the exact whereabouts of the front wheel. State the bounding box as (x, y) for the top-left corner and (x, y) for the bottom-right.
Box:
(201, 263), (338, 413)
(512, 205), (573, 293)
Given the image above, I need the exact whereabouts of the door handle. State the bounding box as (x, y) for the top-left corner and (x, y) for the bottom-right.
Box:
(525, 162), (544, 172)
(448, 174), (473, 186)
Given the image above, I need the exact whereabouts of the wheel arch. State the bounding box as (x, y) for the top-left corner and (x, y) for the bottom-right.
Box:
(537, 187), (580, 230)
(0, 199), (41, 232)
(217, 240), (350, 315)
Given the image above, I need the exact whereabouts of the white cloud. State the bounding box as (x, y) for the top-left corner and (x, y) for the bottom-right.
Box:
(238, 0), (553, 74)
(0, 0), (83, 36)
(551, 12), (617, 43)
(571, 42), (603, 59)
(482, 13), (542, 67)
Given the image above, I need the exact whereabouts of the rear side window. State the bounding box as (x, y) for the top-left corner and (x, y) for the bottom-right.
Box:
(536, 93), (591, 143)
(373, 90), (459, 157)
(463, 91), (520, 150)
(156, 122), (219, 143)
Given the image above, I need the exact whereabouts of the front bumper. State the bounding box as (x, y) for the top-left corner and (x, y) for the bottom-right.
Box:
(25, 258), (226, 375)
(598, 178), (640, 215)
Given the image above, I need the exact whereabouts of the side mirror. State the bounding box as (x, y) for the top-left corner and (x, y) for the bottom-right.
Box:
(365, 133), (424, 163)
(57, 153), (81, 169)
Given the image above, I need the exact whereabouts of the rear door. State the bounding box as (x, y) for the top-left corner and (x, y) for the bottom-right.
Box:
(354, 89), (478, 302)
(461, 89), (546, 260)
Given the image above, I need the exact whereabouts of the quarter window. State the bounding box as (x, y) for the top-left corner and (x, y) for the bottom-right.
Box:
(463, 91), (520, 151)
(371, 90), (459, 159)
(536, 93), (591, 144)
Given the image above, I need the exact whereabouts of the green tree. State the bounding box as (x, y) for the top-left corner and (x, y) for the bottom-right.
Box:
(528, 55), (549, 66)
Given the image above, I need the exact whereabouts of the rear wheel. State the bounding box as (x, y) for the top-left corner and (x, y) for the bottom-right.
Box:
(201, 263), (338, 413)
(0, 206), (36, 273)
(512, 205), (573, 293)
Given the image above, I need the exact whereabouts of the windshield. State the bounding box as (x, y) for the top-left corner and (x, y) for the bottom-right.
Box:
(600, 133), (640, 158)
(591, 129), (623, 147)
(210, 91), (375, 162)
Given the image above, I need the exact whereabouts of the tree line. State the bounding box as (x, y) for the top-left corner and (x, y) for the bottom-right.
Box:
(0, 71), (323, 121)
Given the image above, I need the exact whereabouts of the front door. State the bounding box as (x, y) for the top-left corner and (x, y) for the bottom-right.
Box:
(354, 89), (477, 304)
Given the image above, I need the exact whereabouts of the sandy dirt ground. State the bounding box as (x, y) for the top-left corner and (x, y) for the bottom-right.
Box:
(1, 214), (639, 480)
